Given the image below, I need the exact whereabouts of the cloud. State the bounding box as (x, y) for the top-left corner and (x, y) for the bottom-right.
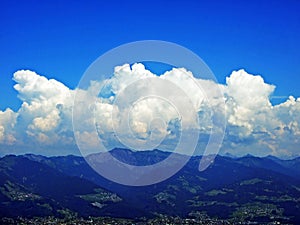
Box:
(0, 65), (299, 158)
(222, 70), (300, 157)
(224, 69), (275, 137)
(0, 108), (17, 145)
(0, 70), (75, 154)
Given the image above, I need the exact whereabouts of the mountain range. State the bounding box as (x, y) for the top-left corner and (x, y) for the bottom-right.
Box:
(0, 148), (299, 223)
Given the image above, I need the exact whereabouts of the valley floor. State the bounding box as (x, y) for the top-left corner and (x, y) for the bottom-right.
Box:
(0, 216), (289, 225)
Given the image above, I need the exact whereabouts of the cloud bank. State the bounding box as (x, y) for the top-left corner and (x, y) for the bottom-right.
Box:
(0, 64), (299, 158)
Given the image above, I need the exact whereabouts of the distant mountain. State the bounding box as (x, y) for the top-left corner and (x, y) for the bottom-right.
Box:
(265, 155), (300, 174)
(236, 154), (300, 179)
(0, 155), (140, 218)
(1, 149), (300, 223)
(222, 152), (237, 158)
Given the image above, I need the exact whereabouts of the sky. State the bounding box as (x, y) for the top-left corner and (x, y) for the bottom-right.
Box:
(0, 0), (300, 157)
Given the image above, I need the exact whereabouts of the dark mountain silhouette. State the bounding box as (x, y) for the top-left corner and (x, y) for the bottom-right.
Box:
(1, 149), (300, 223)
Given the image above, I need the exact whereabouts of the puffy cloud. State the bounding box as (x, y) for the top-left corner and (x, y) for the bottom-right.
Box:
(222, 70), (300, 157)
(0, 108), (17, 145)
(0, 70), (75, 154)
(0, 65), (299, 158)
(224, 70), (274, 137)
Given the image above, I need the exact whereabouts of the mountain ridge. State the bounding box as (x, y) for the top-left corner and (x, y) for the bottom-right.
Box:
(1, 148), (300, 223)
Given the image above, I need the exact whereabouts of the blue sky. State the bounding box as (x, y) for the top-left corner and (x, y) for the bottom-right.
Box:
(1, 0), (300, 110)
(0, 0), (300, 157)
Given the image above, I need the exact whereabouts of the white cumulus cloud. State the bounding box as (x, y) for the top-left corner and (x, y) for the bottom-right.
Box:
(0, 64), (299, 158)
